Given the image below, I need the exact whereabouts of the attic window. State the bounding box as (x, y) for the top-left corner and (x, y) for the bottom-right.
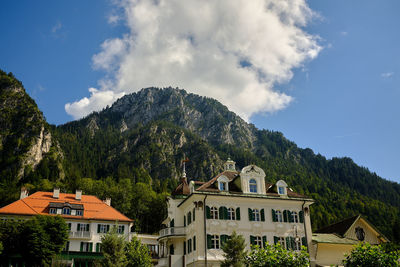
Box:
(219, 182), (227, 191)
(278, 186), (285, 195)
(276, 180), (288, 196)
(249, 179), (257, 193)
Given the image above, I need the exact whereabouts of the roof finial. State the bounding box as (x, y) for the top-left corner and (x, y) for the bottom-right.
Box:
(182, 154), (190, 178)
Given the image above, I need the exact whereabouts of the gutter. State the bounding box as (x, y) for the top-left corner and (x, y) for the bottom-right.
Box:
(302, 200), (310, 254)
(203, 195), (208, 267)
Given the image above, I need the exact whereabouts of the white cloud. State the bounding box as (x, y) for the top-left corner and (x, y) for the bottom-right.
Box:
(66, 0), (321, 121)
(65, 88), (125, 119)
(51, 21), (62, 33)
(340, 31), (348, 36)
(381, 72), (394, 79)
(108, 14), (120, 25)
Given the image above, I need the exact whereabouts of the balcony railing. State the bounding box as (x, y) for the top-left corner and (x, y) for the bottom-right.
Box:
(159, 226), (185, 238)
(69, 231), (92, 239)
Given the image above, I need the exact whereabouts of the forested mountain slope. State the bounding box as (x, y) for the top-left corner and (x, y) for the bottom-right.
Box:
(0, 71), (398, 239)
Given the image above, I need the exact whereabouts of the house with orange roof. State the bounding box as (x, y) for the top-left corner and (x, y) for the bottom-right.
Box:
(157, 159), (315, 267)
(0, 188), (133, 266)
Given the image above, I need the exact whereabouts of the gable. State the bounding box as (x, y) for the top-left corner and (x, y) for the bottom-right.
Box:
(344, 218), (387, 244)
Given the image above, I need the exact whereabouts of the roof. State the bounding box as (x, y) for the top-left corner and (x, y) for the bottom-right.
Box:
(171, 177), (190, 196)
(312, 233), (358, 245)
(0, 191), (133, 222)
(196, 170), (239, 192)
(316, 215), (360, 236)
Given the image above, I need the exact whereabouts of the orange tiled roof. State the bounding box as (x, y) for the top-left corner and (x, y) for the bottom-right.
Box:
(0, 191), (133, 222)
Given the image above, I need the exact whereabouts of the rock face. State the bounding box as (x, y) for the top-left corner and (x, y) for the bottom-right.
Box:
(109, 87), (257, 149)
(0, 70), (64, 181)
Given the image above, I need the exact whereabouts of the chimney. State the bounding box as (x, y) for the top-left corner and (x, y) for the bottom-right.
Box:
(104, 198), (111, 206)
(20, 187), (29, 200)
(53, 188), (60, 199)
(75, 189), (82, 200)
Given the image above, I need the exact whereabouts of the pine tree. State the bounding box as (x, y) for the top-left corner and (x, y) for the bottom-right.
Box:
(221, 231), (247, 267)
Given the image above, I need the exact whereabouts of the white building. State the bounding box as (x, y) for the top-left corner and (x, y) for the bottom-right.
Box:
(157, 159), (315, 267)
(0, 188), (133, 266)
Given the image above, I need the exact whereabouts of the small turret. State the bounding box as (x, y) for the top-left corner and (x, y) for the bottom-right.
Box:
(224, 158), (236, 171)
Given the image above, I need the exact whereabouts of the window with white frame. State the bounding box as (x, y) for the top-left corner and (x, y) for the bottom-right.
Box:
(62, 207), (71, 215)
(228, 208), (235, 220)
(276, 210), (283, 222)
(253, 209), (260, 221)
(49, 208), (57, 214)
(278, 186), (285, 195)
(211, 235), (220, 249)
(254, 236), (263, 247)
(98, 224), (108, 233)
(117, 225), (125, 234)
(249, 179), (257, 193)
(80, 242), (92, 252)
(278, 237), (285, 248)
(291, 211), (299, 223)
(76, 210), (83, 216)
(219, 181), (227, 191)
(211, 207), (218, 219)
(294, 238), (302, 251)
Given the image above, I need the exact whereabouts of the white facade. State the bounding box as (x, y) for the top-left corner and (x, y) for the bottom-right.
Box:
(157, 162), (314, 267)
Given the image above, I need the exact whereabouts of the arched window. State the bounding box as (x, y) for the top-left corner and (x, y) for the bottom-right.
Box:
(228, 208), (235, 220)
(62, 207), (71, 215)
(249, 179), (257, 193)
(211, 207), (218, 219)
(291, 211), (298, 223)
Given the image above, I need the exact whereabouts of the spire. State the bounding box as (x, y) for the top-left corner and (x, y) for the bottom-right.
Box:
(224, 157), (236, 171)
(181, 154), (190, 180)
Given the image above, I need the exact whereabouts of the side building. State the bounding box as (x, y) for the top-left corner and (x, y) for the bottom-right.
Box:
(157, 159), (315, 267)
(0, 188), (133, 266)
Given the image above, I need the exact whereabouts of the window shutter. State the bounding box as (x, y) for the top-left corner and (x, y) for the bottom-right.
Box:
(248, 208), (253, 221)
(184, 215), (186, 226)
(290, 237), (295, 250)
(170, 244), (174, 255)
(289, 212), (294, 223)
(96, 243), (100, 252)
(272, 209), (277, 222)
(89, 242), (93, 252)
(86, 224), (90, 231)
(236, 207), (240, 220)
(283, 210), (288, 223)
(106, 225), (110, 232)
(299, 211), (304, 223)
(97, 224), (101, 233)
(80, 242), (83, 252)
(219, 207), (224, 220)
(250, 235), (255, 245)
(77, 224), (81, 231)
(170, 219), (174, 227)
(261, 209), (265, 221)
(224, 207), (229, 220)
(285, 237), (290, 250)
(184, 241), (186, 255)
(207, 235), (212, 249)
(206, 206), (211, 219)
(193, 208), (195, 221)
(262, 236), (267, 247)
(220, 235), (226, 246)
(301, 237), (307, 248)
(193, 236), (196, 251)
(121, 226), (125, 233)
(188, 212), (191, 225)
(274, 236), (279, 245)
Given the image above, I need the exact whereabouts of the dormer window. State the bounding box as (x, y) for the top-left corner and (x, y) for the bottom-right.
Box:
(219, 182), (227, 191)
(217, 176), (229, 191)
(49, 208), (57, 214)
(249, 179), (257, 193)
(62, 207), (71, 215)
(276, 180), (288, 196)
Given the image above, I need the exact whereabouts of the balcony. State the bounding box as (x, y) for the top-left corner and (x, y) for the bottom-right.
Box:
(69, 231), (92, 239)
(158, 226), (185, 239)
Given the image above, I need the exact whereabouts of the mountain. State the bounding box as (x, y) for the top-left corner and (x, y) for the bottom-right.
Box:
(0, 71), (64, 203)
(0, 71), (399, 239)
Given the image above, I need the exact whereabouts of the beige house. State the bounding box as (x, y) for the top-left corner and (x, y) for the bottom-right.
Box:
(157, 159), (315, 267)
(311, 215), (389, 267)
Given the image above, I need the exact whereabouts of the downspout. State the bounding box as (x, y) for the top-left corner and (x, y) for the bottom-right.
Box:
(302, 200), (310, 254)
(203, 195), (208, 267)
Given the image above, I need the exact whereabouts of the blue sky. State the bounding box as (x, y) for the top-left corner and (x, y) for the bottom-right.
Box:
(1, 1), (399, 183)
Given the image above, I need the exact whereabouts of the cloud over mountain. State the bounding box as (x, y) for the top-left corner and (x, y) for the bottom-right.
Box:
(65, 0), (321, 120)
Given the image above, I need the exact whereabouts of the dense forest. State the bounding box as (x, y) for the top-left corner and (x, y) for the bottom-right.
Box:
(0, 70), (399, 241)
